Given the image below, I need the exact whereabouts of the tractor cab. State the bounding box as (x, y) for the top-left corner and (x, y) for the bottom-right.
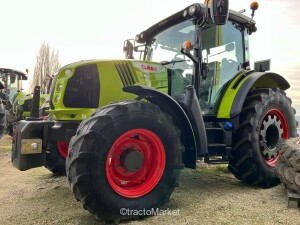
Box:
(0, 68), (28, 103)
(124, 3), (257, 117)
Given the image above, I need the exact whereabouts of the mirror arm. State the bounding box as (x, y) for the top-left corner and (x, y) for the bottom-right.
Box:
(181, 48), (198, 64)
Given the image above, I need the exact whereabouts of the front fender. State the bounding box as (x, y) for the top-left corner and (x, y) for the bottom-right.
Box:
(217, 71), (290, 118)
(123, 85), (201, 169)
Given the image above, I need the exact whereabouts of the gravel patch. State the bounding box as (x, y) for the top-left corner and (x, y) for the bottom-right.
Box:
(0, 135), (299, 224)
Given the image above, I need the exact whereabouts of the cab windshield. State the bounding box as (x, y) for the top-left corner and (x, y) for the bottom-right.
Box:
(145, 20), (195, 96)
(145, 19), (249, 115)
(0, 73), (21, 101)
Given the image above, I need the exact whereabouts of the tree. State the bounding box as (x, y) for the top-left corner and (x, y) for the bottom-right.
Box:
(29, 43), (61, 93)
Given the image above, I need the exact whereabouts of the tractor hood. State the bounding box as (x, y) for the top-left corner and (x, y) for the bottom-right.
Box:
(49, 59), (168, 121)
(59, 59), (168, 89)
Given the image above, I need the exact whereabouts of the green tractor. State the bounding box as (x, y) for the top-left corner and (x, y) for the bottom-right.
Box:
(0, 68), (28, 138)
(0, 68), (50, 138)
(12, 0), (297, 222)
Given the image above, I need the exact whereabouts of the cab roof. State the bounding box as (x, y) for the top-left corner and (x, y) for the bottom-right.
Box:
(136, 3), (256, 44)
(0, 68), (28, 80)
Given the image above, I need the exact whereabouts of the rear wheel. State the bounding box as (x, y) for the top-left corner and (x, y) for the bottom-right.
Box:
(66, 101), (183, 222)
(229, 88), (297, 187)
(45, 141), (68, 175)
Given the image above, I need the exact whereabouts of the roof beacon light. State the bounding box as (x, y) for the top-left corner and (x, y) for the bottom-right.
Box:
(250, 2), (259, 19)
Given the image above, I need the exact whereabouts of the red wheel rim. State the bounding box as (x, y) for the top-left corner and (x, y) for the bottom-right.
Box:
(106, 129), (166, 198)
(260, 109), (289, 167)
(57, 141), (69, 158)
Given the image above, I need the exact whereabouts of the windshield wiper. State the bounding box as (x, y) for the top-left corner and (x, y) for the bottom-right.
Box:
(160, 59), (190, 66)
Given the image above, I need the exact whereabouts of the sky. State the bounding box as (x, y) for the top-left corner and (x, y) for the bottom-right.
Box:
(0, 0), (300, 113)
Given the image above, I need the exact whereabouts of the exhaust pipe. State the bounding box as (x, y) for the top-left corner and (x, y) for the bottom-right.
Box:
(27, 86), (41, 120)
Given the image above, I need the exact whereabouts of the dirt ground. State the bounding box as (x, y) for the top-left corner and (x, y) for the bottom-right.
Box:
(1, 135), (300, 225)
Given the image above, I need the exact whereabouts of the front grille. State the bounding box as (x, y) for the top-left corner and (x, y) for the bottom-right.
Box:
(114, 61), (135, 86)
(63, 64), (100, 108)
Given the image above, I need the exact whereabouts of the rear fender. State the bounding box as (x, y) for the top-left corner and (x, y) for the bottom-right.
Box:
(217, 71), (290, 118)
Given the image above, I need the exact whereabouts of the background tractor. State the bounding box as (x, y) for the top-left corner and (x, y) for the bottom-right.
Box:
(0, 68), (50, 138)
(0, 68), (28, 138)
(11, 0), (297, 222)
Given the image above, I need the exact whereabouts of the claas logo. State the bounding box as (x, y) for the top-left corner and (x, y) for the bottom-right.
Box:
(141, 65), (157, 72)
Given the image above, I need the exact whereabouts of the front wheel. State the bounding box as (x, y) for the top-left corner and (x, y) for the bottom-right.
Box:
(45, 141), (68, 175)
(229, 88), (297, 187)
(66, 101), (184, 222)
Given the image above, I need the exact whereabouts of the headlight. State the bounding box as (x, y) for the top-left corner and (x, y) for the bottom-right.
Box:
(55, 96), (60, 103)
(17, 99), (24, 105)
(58, 84), (63, 92)
(65, 69), (72, 78)
(188, 5), (196, 15)
(188, 4), (201, 17)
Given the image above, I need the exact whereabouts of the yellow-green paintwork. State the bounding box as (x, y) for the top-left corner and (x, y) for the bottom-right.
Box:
(15, 94), (49, 106)
(48, 59), (168, 121)
(12, 92), (27, 114)
(251, 75), (281, 89)
(48, 58), (287, 121)
(12, 92), (26, 102)
(217, 71), (283, 118)
(217, 71), (249, 118)
(13, 93), (49, 116)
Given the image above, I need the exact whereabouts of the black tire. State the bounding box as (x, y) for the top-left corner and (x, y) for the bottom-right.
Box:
(276, 138), (300, 193)
(6, 124), (13, 137)
(66, 101), (183, 222)
(228, 88), (297, 187)
(0, 102), (5, 139)
(45, 142), (67, 175)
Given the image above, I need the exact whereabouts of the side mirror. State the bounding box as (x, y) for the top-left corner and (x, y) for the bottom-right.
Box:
(210, 0), (229, 25)
(123, 40), (134, 59)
